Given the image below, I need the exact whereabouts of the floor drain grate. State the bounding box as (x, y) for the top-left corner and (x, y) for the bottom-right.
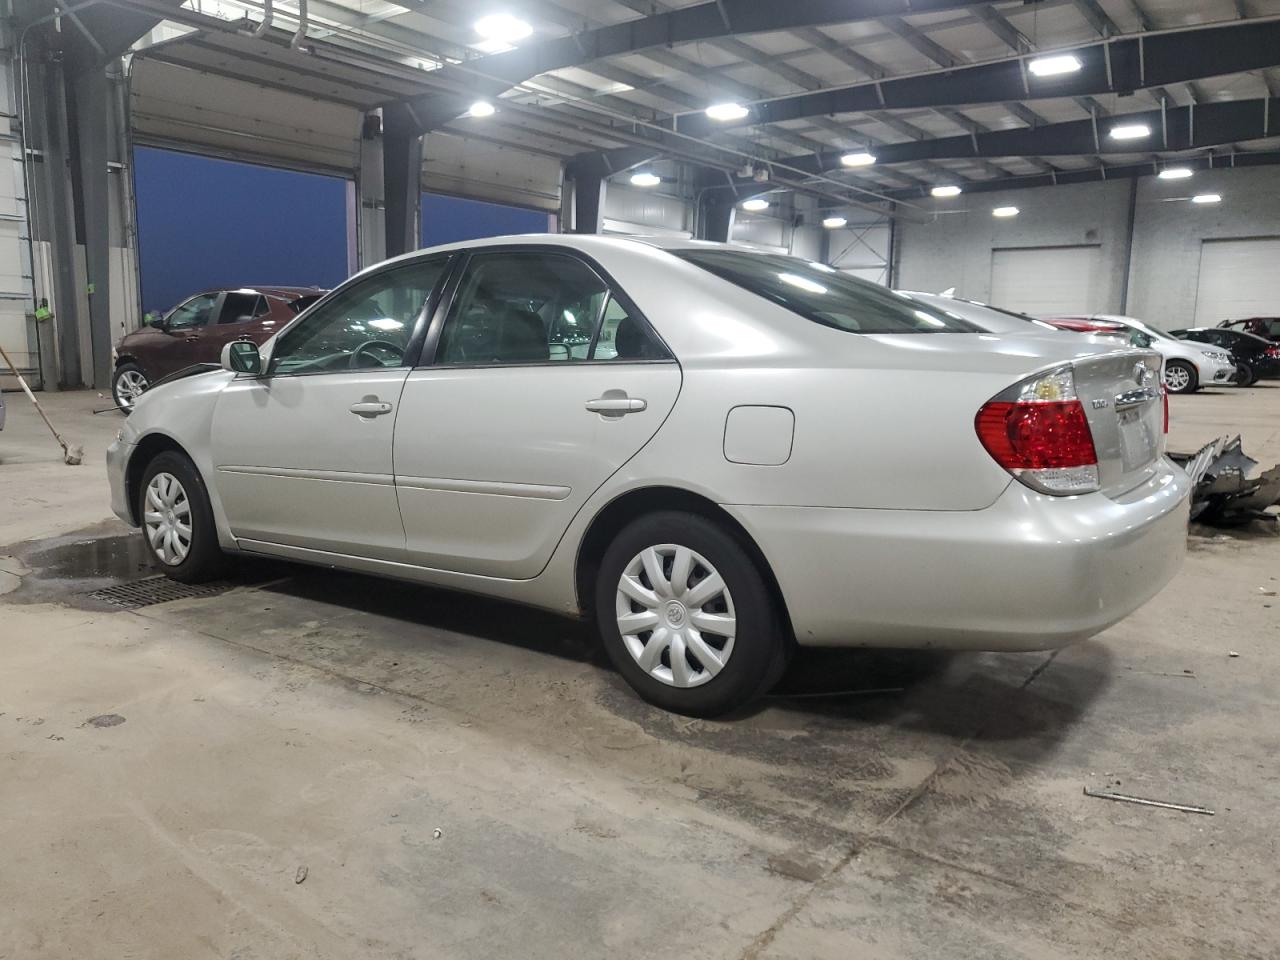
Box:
(87, 576), (235, 609)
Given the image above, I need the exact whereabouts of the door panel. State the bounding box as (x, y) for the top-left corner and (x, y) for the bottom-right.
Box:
(395, 363), (680, 578)
(208, 257), (450, 560)
(148, 293), (219, 378)
(211, 371), (410, 559)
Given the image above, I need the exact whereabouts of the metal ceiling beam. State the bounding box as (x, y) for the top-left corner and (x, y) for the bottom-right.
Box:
(885, 149), (1280, 198)
(785, 97), (1280, 171)
(676, 19), (1280, 135)
(970, 6), (1032, 53)
(1072, 0), (1122, 38)
(880, 16), (958, 68)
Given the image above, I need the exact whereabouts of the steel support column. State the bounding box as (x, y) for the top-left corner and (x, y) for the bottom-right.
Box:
(381, 103), (421, 260)
(353, 110), (387, 269)
(68, 66), (113, 390)
(568, 173), (606, 234)
(698, 191), (736, 243)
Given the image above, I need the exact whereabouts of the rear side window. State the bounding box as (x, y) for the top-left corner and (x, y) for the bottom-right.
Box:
(675, 250), (980, 334)
(289, 294), (322, 314)
(218, 292), (265, 324)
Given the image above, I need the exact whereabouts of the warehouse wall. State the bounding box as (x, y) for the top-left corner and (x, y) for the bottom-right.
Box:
(896, 164), (1280, 330)
(896, 179), (1133, 309)
(1127, 166), (1280, 327)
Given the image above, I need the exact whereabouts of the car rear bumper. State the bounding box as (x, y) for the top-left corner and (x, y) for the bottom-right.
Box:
(107, 436), (137, 526)
(727, 461), (1190, 651)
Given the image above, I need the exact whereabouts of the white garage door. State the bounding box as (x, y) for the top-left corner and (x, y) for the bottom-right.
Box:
(1194, 238), (1280, 325)
(989, 245), (1105, 317)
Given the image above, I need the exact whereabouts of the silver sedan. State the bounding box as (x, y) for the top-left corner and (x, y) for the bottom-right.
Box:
(107, 236), (1191, 716)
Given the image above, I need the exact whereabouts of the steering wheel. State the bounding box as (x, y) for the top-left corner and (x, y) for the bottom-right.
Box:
(349, 339), (404, 369)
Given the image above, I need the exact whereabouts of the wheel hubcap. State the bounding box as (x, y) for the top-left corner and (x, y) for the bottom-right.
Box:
(143, 472), (192, 566)
(1165, 366), (1190, 391)
(116, 370), (148, 408)
(615, 544), (736, 689)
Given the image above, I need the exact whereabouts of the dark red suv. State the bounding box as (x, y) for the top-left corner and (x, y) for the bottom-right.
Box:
(112, 286), (325, 410)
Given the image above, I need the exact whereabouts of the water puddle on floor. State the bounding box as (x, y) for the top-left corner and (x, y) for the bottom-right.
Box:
(1, 527), (160, 609)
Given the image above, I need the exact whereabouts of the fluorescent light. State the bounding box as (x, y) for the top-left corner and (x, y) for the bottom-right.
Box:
(822, 216), (847, 229)
(740, 198), (769, 211)
(779, 273), (828, 294)
(1158, 167), (1194, 180)
(467, 100), (496, 118)
(931, 185), (962, 198)
(705, 102), (749, 121)
(992, 206), (1019, 218)
(1027, 54), (1082, 78)
(474, 13), (532, 44)
(1109, 123), (1151, 140)
(629, 172), (660, 187)
(1192, 193), (1222, 204)
(840, 151), (876, 167)
(472, 38), (514, 54)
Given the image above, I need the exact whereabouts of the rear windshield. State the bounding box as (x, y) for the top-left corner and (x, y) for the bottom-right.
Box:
(674, 250), (981, 335)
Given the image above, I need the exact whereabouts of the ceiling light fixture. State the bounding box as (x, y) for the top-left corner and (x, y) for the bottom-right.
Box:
(1158, 167), (1194, 180)
(1192, 193), (1222, 204)
(629, 172), (660, 187)
(467, 100), (496, 118)
(705, 102), (749, 121)
(822, 216), (848, 229)
(992, 206), (1019, 218)
(931, 185), (962, 198)
(1109, 124), (1151, 140)
(1027, 54), (1082, 78)
(840, 151), (876, 167)
(474, 13), (532, 44)
(740, 198), (769, 211)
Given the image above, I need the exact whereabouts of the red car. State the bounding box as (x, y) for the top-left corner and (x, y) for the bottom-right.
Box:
(112, 286), (324, 410)
(1217, 317), (1280, 342)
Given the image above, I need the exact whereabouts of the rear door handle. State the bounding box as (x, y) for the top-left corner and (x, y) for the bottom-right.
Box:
(350, 398), (393, 418)
(585, 396), (647, 416)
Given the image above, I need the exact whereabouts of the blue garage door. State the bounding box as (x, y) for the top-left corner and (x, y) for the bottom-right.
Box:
(422, 193), (549, 248)
(133, 147), (348, 316)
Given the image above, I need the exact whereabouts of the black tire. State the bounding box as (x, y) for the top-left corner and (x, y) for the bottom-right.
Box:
(137, 450), (231, 583)
(1236, 361), (1258, 386)
(1164, 359), (1198, 395)
(112, 362), (149, 412)
(595, 511), (790, 717)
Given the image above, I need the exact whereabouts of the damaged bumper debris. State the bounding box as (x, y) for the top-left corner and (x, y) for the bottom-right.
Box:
(1169, 435), (1280, 525)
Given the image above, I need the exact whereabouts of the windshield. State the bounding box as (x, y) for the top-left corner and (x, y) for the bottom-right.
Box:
(675, 250), (981, 334)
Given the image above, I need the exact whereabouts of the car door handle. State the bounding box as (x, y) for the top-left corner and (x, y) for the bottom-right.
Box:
(586, 396), (647, 415)
(185, 335), (200, 342)
(350, 399), (393, 418)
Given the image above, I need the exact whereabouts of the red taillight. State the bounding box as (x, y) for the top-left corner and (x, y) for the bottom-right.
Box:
(1266, 345), (1280, 358)
(976, 400), (1098, 470)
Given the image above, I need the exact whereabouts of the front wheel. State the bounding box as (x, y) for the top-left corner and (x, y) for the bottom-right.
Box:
(1164, 360), (1198, 395)
(138, 450), (231, 583)
(595, 511), (789, 717)
(112, 362), (149, 412)
(1235, 361), (1257, 386)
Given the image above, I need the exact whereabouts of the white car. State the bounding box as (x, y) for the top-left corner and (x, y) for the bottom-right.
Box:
(898, 291), (1106, 339)
(1055, 314), (1236, 394)
(107, 237), (1190, 716)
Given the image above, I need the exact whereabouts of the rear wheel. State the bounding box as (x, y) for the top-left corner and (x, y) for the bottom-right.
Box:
(138, 451), (230, 583)
(112, 362), (149, 412)
(595, 511), (789, 717)
(1164, 360), (1197, 395)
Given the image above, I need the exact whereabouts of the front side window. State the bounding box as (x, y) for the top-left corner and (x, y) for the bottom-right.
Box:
(270, 258), (447, 374)
(436, 252), (610, 365)
(165, 293), (218, 330)
(674, 250), (980, 335)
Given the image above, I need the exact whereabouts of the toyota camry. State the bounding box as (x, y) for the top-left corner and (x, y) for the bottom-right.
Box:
(107, 236), (1191, 716)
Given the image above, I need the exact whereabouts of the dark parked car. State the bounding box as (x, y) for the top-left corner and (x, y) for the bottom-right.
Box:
(1218, 317), (1280, 342)
(1172, 327), (1280, 385)
(112, 286), (324, 410)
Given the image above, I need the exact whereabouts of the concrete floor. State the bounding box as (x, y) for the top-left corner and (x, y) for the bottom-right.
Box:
(1, 385), (1278, 960)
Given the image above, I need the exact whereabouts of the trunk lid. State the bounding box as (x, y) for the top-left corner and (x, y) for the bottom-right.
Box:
(1071, 349), (1165, 497)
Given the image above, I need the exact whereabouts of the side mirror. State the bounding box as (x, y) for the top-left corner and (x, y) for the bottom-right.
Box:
(222, 340), (263, 375)
(1130, 331), (1153, 348)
